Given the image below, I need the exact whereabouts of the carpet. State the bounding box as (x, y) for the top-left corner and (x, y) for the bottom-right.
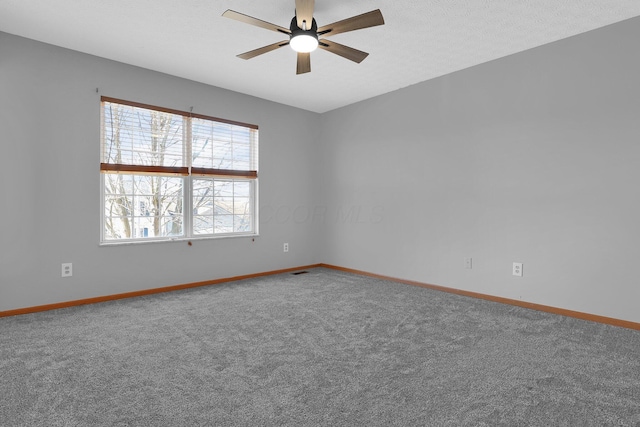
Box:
(1, 267), (639, 426)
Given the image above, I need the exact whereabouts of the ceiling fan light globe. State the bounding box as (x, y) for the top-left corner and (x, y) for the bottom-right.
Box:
(290, 34), (318, 53)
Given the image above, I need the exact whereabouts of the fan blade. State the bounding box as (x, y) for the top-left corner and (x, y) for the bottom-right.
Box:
(297, 52), (311, 74)
(318, 40), (369, 63)
(222, 10), (291, 35)
(295, 0), (315, 29)
(317, 9), (384, 37)
(237, 41), (290, 60)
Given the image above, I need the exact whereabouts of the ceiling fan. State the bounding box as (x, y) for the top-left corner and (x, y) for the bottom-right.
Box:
(222, 0), (384, 75)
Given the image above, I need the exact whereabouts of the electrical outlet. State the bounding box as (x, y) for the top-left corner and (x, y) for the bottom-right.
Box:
(61, 263), (73, 277)
(513, 262), (523, 277)
(464, 257), (472, 269)
(283, 243), (289, 253)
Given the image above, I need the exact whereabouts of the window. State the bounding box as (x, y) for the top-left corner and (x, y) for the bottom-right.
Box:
(100, 97), (258, 243)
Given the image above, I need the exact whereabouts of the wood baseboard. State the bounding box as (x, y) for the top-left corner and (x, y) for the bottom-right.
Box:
(319, 264), (640, 331)
(3, 262), (639, 331)
(0, 264), (322, 318)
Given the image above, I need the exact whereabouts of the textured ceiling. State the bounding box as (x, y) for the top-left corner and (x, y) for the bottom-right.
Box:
(2, 1), (640, 113)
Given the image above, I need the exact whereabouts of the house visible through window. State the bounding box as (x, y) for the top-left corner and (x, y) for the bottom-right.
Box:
(100, 97), (258, 243)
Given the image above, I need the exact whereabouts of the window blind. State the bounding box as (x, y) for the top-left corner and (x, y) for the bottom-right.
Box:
(100, 96), (258, 177)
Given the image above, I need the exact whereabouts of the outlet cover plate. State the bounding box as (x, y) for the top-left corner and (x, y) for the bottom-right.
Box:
(513, 262), (523, 277)
(61, 263), (73, 277)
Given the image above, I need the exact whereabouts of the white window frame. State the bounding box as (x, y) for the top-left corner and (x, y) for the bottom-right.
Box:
(100, 97), (259, 244)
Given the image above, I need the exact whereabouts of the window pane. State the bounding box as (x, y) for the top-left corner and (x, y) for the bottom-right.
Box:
(214, 197), (234, 216)
(192, 178), (254, 235)
(103, 173), (184, 240)
(192, 178), (213, 235)
(233, 198), (250, 215)
(234, 215), (251, 232)
(212, 141), (233, 169)
(191, 118), (257, 171)
(193, 179), (213, 212)
(104, 174), (134, 240)
(103, 102), (184, 167)
(215, 215), (233, 234)
(193, 215), (214, 235)
(215, 180), (233, 198)
(233, 143), (251, 170)
(234, 181), (250, 198)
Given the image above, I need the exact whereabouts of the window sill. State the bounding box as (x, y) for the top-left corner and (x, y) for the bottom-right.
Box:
(99, 233), (259, 247)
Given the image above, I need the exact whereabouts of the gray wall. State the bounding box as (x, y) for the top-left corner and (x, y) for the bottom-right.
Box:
(3, 16), (640, 324)
(317, 17), (640, 324)
(0, 32), (321, 311)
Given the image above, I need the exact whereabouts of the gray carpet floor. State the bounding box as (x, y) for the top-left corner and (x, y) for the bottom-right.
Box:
(1, 267), (639, 426)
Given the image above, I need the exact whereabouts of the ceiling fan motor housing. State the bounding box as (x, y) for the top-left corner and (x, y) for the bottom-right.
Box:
(289, 16), (319, 52)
